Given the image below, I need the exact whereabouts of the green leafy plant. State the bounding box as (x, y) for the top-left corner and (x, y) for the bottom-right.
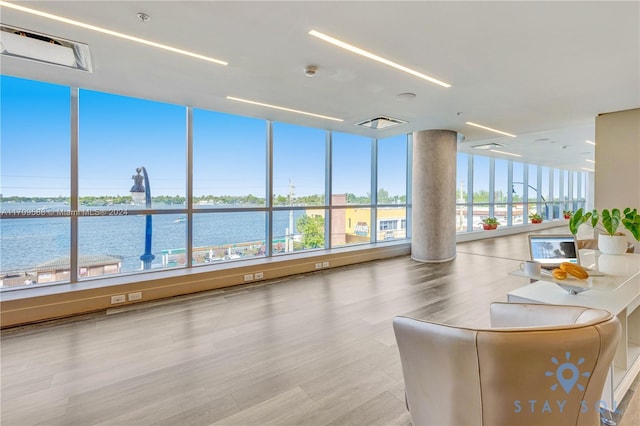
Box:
(482, 217), (499, 225)
(528, 212), (543, 221)
(569, 208), (640, 241)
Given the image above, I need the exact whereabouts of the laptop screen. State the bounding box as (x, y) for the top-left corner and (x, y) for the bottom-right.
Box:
(528, 235), (580, 266)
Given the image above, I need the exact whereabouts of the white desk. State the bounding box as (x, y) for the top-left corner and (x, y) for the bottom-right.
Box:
(508, 251), (640, 411)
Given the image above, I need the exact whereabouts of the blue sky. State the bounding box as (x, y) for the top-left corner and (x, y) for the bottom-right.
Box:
(1, 75), (407, 198)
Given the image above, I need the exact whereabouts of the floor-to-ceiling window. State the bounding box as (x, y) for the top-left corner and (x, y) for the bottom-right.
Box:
(78, 90), (188, 277)
(1, 77), (71, 285)
(193, 109), (267, 263)
(456, 153), (470, 232)
(472, 155), (490, 230)
(376, 135), (407, 241)
(494, 159), (509, 226)
(272, 122), (326, 254)
(0, 76), (410, 289)
(1, 75), (589, 290)
(331, 132), (372, 247)
(455, 152), (587, 231)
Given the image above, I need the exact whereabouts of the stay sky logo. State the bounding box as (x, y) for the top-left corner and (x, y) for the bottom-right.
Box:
(546, 351), (591, 393)
(514, 351), (597, 414)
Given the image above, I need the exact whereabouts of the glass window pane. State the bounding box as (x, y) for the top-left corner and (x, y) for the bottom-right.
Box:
(79, 90), (186, 210)
(376, 207), (406, 241)
(332, 207), (371, 247)
(494, 159), (508, 223)
(456, 153), (469, 232)
(1, 217), (70, 287)
(472, 155), (489, 203)
(272, 123), (325, 207)
(1, 76), (71, 287)
(193, 110), (266, 208)
(1, 76), (70, 205)
(528, 164), (540, 218)
(192, 212), (266, 263)
(273, 209), (325, 254)
(512, 162), (524, 224)
(528, 165), (539, 202)
(562, 170), (570, 211)
(377, 135), (406, 204)
(78, 214), (186, 276)
(553, 169), (561, 201)
(332, 133), (371, 205)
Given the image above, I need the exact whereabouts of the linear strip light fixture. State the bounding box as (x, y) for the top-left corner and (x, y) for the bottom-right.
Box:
(0, 1), (228, 66)
(582, 167), (594, 172)
(308, 29), (451, 88)
(585, 140), (596, 145)
(226, 96), (344, 122)
(586, 159), (595, 164)
(490, 149), (521, 157)
(466, 121), (517, 137)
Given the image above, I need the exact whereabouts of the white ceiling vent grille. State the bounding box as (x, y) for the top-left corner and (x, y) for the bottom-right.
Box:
(355, 116), (407, 130)
(472, 142), (505, 150)
(0, 24), (93, 72)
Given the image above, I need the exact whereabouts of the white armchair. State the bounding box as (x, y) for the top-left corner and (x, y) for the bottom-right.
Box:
(393, 303), (621, 425)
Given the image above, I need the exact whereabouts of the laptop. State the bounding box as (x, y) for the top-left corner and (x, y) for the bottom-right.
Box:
(527, 234), (605, 275)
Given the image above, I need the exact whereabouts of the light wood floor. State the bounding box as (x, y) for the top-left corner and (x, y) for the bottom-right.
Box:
(1, 229), (637, 425)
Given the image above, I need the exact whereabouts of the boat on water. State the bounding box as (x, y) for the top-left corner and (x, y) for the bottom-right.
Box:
(174, 217), (186, 223)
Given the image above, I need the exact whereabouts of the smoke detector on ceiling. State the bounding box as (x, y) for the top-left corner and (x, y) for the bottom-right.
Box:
(304, 65), (318, 77)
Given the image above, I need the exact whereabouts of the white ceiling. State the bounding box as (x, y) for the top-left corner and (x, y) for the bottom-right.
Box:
(1, 1), (638, 171)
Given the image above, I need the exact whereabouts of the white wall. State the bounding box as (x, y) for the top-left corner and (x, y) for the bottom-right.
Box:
(595, 108), (640, 251)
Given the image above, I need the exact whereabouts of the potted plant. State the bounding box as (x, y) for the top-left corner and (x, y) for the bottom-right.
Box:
(481, 217), (499, 230)
(528, 212), (543, 224)
(563, 210), (573, 219)
(569, 208), (640, 254)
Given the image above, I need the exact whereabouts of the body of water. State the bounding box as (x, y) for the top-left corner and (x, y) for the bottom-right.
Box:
(1, 202), (308, 275)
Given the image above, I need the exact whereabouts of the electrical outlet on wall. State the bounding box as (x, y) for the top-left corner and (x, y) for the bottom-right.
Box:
(111, 295), (125, 304)
(128, 292), (142, 301)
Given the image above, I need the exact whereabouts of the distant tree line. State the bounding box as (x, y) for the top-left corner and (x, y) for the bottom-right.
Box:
(1, 188), (410, 206)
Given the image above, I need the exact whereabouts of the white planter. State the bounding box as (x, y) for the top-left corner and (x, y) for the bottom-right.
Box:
(598, 234), (628, 255)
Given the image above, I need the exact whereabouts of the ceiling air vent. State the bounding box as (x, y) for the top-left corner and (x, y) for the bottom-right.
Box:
(472, 142), (504, 150)
(356, 116), (407, 130)
(0, 24), (93, 72)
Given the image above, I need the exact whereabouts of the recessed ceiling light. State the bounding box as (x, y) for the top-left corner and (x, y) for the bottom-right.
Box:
(226, 96), (343, 122)
(308, 29), (451, 88)
(490, 149), (521, 157)
(0, 1), (228, 65)
(585, 140), (596, 145)
(586, 159), (595, 163)
(582, 167), (595, 172)
(466, 122), (516, 137)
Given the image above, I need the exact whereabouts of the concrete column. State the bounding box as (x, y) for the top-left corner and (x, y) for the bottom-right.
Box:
(412, 130), (457, 262)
